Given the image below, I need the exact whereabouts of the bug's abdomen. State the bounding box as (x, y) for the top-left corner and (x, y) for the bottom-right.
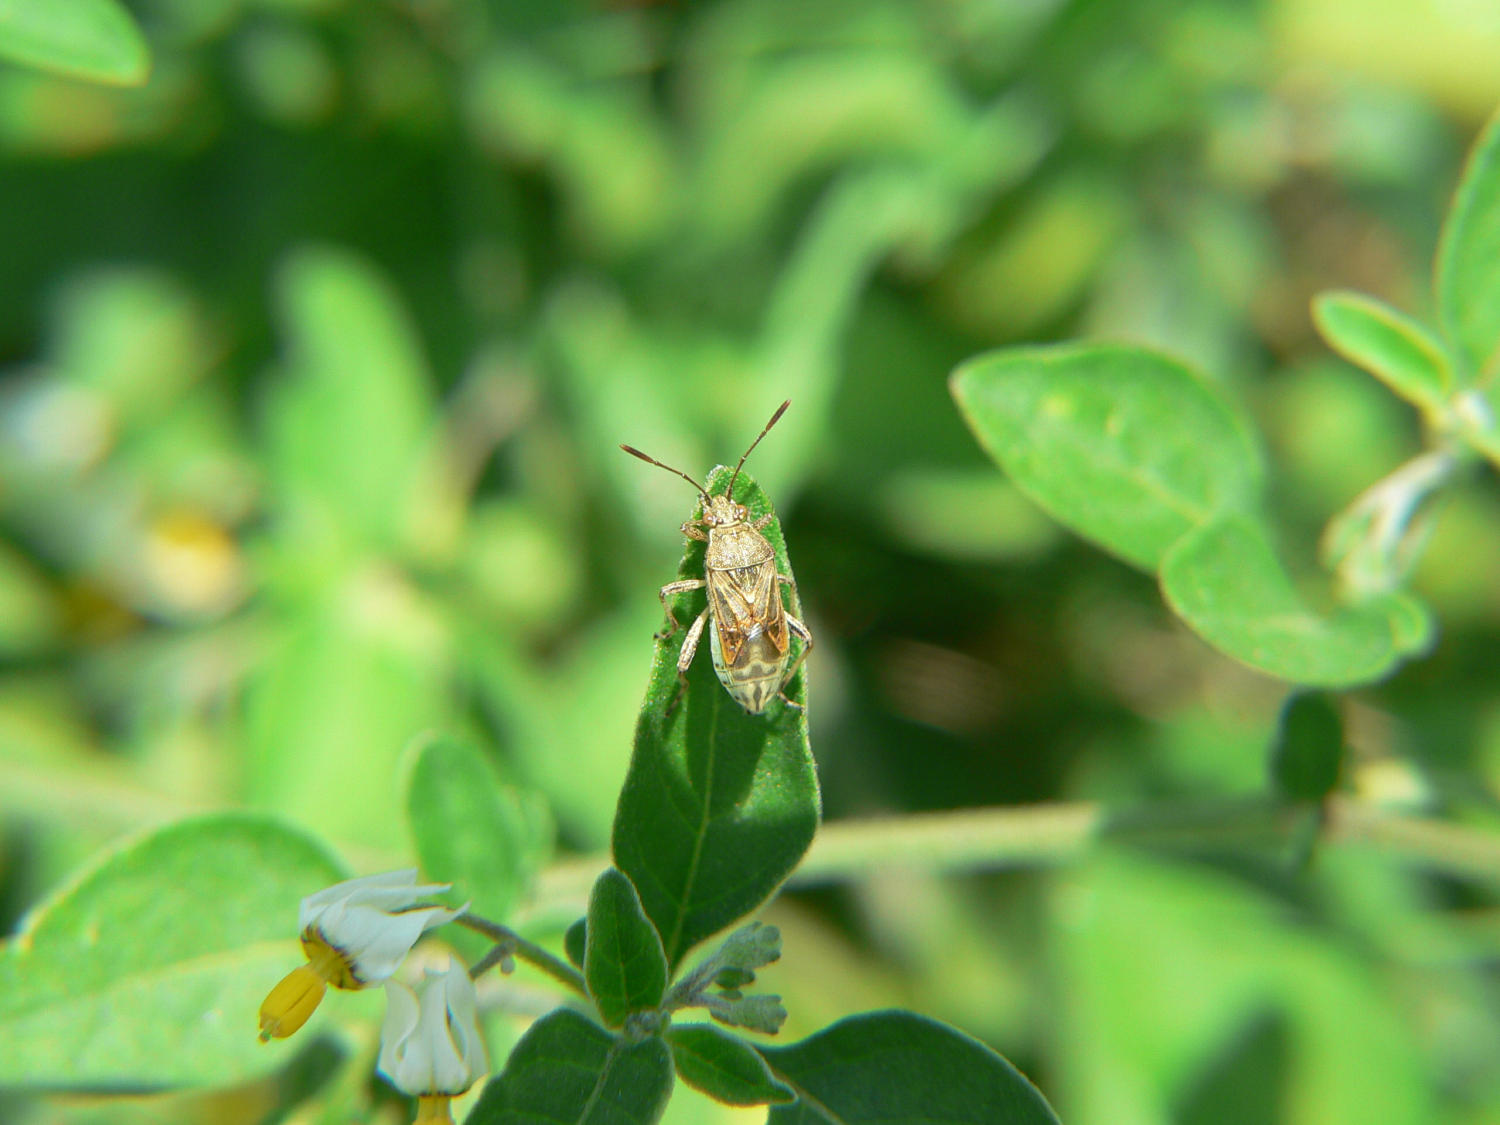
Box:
(709, 621), (787, 714)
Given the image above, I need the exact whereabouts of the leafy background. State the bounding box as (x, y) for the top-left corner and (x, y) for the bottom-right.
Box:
(5, 0), (1500, 1122)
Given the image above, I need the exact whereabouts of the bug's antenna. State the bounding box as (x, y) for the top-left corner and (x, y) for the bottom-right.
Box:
(620, 444), (711, 502)
(727, 400), (790, 499)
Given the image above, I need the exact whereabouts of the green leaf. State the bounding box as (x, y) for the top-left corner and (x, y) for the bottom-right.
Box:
(262, 246), (434, 556)
(465, 1009), (673, 1125)
(951, 343), (1262, 571)
(1382, 589), (1437, 656)
(0, 814), (345, 1088)
(54, 269), (214, 427)
(404, 733), (551, 947)
(243, 607), (450, 850)
(1270, 692), (1345, 802)
(760, 1010), (1060, 1124)
(1056, 854), (1431, 1124)
(0, 0), (150, 86)
(613, 466), (819, 972)
(1312, 291), (1453, 414)
(565, 918), (588, 969)
(1159, 513), (1417, 686)
(585, 869), (669, 1029)
(0, 540), (61, 656)
(1436, 105), (1500, 381)
(667, 1024), (793, 1107)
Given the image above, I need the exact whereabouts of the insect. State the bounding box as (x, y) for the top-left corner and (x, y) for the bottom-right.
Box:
(622, 400), (812, 715)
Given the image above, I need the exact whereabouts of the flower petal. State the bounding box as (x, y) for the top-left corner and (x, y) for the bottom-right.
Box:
(377, 979), (422, 1081)
(298, 869), (421, 929)
(417, 966), (471, 1094)
(376, 959), (487, 1097)
(441, 964), (488, 1081)
(335, 903), (463, 983)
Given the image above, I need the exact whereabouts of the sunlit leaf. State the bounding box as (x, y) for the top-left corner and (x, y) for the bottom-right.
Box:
(1159, 513), (1423, 686)
(243, 606), (451, 850)
(262, 247), (435, 556)
(0, 0), (150, 86)
(952, 343), (1262, 571)
(1056, 854), (1431, 1124)
(1437, 104), (1500, 381)
(0, 814), (344, 1088)
(404, 733), (551, 954)
(1312, 291), (1452, 415)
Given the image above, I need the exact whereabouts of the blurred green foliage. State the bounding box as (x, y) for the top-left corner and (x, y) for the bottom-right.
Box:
(5, 0), (1500, 1122)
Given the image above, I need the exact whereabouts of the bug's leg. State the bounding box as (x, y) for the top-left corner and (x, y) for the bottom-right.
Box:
(776, 612), (814, 710)
(680, 520), (710, 542)
(667, 608), (710, 717)
(657, 579), (706, 638)
(751, 512), (774, 531)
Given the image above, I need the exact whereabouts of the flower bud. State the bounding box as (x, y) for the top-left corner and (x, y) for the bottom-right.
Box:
(717, 922), (781, 973)
(711, 993), (787, 1035)
(378, 958), (488, 1102)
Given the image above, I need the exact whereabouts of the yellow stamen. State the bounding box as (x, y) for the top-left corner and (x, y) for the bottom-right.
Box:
(415, 1095), (454, 1123)
(302, 929), (362, 989)
(258, 963), (327, 1041)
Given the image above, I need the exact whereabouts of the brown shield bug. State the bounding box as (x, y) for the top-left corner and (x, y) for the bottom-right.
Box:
(621, 400), (812, 715)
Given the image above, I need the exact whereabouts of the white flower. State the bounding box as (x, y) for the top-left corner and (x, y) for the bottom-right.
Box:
(299, 869), (465, 988)
(378, 958), (488, 1104)
(260, 869), (464, 1042)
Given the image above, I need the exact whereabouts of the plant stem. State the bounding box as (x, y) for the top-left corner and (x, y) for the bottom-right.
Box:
(783, 797), (1500, 888)
(1325, 795), (1500, 881)
(788, 802), (1103, 885)
(528, 799), (1500, 904)
(455, 913), (587, 997)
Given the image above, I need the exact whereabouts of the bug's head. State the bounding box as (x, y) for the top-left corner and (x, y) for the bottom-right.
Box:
(700, 493), (748, 527)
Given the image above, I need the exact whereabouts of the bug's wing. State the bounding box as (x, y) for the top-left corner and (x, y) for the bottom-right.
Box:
(708, 571), (752, 665)
(753, 565), (789, 652)
(710, 564), (788, 666)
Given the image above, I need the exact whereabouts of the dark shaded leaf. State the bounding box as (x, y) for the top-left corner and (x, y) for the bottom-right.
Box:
(613, 467), (818, 971)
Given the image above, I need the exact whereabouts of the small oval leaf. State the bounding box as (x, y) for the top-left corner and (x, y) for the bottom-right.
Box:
(0, 814), (345, 1089)
(668, 1023), (794, 1106)
(585, 869), (669, 1028)
(951, 343), (1262, 570)
(1312, 291), (1453, 414)
(1271, 692), (1345, 802)
(1160, 513), (1419, 686)
(0, 0), (151, 86)
(760, 1010), (1060, 1124)
(565, 918), (588, 970)
(405, 733), (552, 960)
(613, 466), (819, 972)
(264, 247), (435, 552)
(1437, 104), (1500, 381)
(466, 1009), (673, 1125)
